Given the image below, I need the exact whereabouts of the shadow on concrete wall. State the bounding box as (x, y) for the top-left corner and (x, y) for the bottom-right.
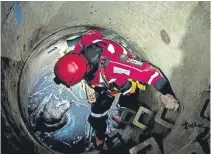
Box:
(163, 2), (210, 154)
(170, 2), (210, 104)
(1, 57), (38, 154)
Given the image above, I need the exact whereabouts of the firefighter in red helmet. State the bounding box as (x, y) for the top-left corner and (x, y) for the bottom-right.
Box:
(54, 30), (179, 149)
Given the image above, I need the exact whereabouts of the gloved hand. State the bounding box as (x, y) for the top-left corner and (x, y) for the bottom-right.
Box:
(158, 93), (179, 111)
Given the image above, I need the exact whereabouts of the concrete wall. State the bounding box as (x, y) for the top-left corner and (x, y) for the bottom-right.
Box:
(1, 1), (210, 154)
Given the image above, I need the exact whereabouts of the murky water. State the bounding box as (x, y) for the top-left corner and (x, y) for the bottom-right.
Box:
(28, 71), (94, 153)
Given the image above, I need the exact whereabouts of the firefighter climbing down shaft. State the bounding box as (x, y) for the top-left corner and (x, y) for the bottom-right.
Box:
(53, 30), (180, 149)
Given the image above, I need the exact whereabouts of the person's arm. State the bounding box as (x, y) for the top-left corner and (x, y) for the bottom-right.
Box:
(105, 59), (165, 94)
(73, 30), (103, 53)
(49, 30), (103, 56)
(106, 60), (179, 111)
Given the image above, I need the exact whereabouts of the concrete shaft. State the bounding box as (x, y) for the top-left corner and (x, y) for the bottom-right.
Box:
(1, 1), (210, 154)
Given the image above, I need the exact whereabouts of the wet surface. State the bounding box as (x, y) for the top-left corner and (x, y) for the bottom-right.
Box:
(28, 71), (95, 153)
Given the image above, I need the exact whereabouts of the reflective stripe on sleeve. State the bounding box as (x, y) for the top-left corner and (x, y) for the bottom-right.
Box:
(123, 87), (132, 95)
(148, 72), (159, 85)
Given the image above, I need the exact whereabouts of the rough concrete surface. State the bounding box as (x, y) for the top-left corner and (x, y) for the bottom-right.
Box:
(1, 1), (210, 154)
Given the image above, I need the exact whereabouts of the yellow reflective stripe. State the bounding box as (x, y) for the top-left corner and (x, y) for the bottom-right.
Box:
(113, 87), (118, 91)
(128, 79), (137, 94)
(136, 81), (146, 90)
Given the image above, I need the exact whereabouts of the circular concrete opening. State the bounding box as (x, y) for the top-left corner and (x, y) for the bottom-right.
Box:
(2, 2), (210, 154)
(19, 26), (149, 153)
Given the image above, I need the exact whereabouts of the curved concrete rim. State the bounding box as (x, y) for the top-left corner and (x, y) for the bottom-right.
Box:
(1, 1), (210, 154)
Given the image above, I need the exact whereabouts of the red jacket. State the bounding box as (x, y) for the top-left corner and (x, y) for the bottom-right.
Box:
(73, 30), (164, 96)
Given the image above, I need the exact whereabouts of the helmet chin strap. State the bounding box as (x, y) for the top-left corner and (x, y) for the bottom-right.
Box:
(78, 53), (91, 73)
(74, 45), (92, 73)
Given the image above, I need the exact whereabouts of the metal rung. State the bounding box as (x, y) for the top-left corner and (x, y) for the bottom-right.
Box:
(129, 137), (161, 154)
(155, 107), (174, 129)
(106, 133), (125, 149)
(121, 108), (136, 124)
(199, 91), (210, 120)
(133, 106), (153, 129)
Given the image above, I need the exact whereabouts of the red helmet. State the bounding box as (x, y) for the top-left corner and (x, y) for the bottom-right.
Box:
(54, 53), (90, 86)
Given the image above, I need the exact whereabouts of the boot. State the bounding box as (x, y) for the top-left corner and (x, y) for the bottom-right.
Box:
(110, 107), (125, 128)
(112, 108), (123, 123)
(94, 136), (104, 150)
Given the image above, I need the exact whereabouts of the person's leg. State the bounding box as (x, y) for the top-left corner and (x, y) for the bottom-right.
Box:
(118, 94), (139, 110)
(111, 94), (140, 124)
(88, 93), (114, 148)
